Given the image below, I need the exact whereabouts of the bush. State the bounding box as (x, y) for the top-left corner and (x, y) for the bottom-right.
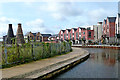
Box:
(1, 42), (72, 68)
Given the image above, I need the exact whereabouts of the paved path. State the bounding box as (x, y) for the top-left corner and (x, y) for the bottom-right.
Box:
(1, 47), (89, 79)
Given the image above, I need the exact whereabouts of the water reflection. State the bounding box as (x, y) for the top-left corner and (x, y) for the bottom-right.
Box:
(55, 48), (120, 78)
(89, 49), (119, 66)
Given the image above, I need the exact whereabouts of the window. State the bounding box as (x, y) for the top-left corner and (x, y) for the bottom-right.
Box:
(79, 32), (81, 35)
(76, 32), (78, 39)
(118, 22), (120, 27)
(64, 34), (66, 39)
(83, 36), (85, 40)
(79, 37), (81, 40)
(83, 32), (85, 35)
(88, 31), (91, 38)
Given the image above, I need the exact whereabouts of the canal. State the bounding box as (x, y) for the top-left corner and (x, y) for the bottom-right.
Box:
(54, 48), (120, 79)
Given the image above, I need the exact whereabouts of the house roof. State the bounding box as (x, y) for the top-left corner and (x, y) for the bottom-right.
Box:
(104, 19), (107, 24)
(107, 17), (116, 23)
(50, 34), (58, 37)
(72, 28), (77, 31)
(25, 32), (41, 36)
(61, 30), (65, 32)
(66, 29), (71, 32)
(32, 33), (36, 37)
(41, 34), (52, 37)
(78, 27), (86, 29)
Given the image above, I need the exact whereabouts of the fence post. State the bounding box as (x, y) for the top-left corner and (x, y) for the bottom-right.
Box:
(42, 43), (44, 58)
(49, 43), (51, 56)
(31, 44), (34, 60)
(17, 44), (20, 60)
(60, 43), (61, 54)
(4, 47), (8, 64)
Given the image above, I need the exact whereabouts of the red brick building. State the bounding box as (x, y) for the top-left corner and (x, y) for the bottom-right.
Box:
(103, 19), (107, 37)
(74, 27), (85, 44)
(25, 32), (42, 42)
(59, 30), (65, 41)
(81, 28), (94, 43)
(25, 32), (52, 42)
(66, 29), (71, 40)
(103, 17), (116, 43)
(58, 27), (93, 44)
(69, 28), (77, 44)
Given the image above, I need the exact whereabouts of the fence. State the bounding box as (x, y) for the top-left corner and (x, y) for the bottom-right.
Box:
(1, 42), (71, 68)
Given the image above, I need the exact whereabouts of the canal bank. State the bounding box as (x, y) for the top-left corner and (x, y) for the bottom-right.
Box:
(72, 45), (120, 50)
(1, 47), (89, 80)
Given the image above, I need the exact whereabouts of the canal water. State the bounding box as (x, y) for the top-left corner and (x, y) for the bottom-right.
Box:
(54, 48), (120, 79)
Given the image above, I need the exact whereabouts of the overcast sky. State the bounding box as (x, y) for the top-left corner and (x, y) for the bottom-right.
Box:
(0, 1), (118, 37)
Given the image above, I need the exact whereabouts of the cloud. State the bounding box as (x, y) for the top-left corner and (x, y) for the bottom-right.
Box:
(51, 13), (66, 21)
(0, 18), (54, 37)
(86, 8), (116, 25)
(119, 1), (120, 13)
(0, 4), (3, 15)
(25, 19), (53, 34)
(46, 2), (83, 21)
(0, 17), (20, 37)
(0, 0), (119, 3)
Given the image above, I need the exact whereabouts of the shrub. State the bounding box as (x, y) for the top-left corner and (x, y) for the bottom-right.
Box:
(2, 42), (72, 68)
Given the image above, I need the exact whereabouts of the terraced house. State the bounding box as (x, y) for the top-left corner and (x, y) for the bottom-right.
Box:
(59, 30), (65, 42)
(24, 32), (42, 42)
(81, 28), (94, 44)
(58, 27), (94, 44)
(103, 17), (116, 44)
(75, 27), (85, 44)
